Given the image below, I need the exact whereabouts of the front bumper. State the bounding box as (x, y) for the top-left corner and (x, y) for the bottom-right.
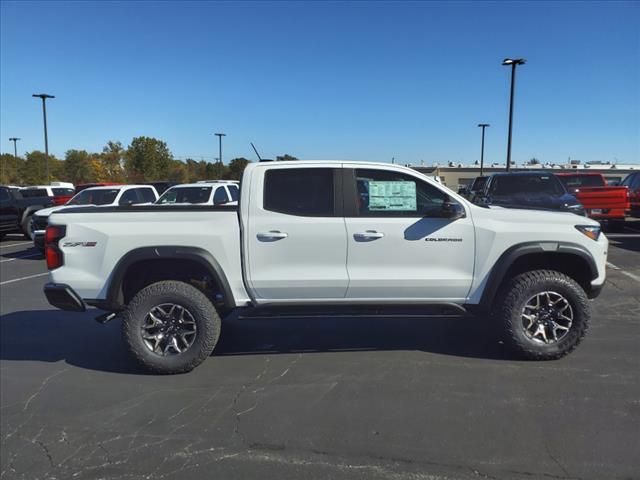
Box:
(44, 283), (86, 312)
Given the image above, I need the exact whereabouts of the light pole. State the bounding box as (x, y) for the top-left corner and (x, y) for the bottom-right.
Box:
(214, 133), (226, 178)
(32, 93), (55, 182)
(502, 58), (525, 172)
(477, 124), (489, 176)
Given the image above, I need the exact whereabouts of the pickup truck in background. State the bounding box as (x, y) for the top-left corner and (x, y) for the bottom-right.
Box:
(43, 161), (607, 374)
(556, 173), (630, 230)
(20, 184), (76, 206)
(155, 181), (239, 206)
(620, 172), (640, 218)
(31, 185), (159, 251)
(0, 186), (54, 239)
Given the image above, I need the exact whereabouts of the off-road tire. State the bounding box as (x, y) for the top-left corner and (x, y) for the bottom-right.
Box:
(122, 280), (221, 374)
(21, 214), (34, 240)
(496, 269), (590, 360)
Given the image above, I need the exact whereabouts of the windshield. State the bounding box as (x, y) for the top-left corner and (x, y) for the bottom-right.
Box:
(489, 175), (565, 196)
(156, 186), (212, 204)
(20, 188), (48, 198)
(558, 175), (605, 188)
(67, 188), (120, 205)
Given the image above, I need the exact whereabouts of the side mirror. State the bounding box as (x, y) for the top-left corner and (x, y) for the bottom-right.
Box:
(441, 201), (466, 220)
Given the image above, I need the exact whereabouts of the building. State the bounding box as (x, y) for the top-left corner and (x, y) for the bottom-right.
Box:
(410, 161), (639, 191)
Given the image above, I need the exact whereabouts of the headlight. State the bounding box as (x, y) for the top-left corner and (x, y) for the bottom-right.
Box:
(566, 204), (586, 216)
(575, 225), (601, 241)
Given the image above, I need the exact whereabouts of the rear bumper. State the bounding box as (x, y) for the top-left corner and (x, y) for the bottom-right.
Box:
(44, 283), (86, 312)
(33, 230), (45, 250)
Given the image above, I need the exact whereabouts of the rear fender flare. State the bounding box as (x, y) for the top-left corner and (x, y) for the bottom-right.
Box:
(103, 246), (235, 311)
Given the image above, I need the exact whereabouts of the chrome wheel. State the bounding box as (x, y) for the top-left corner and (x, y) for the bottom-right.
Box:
(141, 303), (197, 356)
(521, 291), (573, 344)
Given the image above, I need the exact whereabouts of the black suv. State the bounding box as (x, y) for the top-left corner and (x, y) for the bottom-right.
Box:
(473, 172), (585, 215)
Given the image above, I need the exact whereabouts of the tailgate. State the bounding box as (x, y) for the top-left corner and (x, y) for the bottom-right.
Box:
(574, 187), (630, 211)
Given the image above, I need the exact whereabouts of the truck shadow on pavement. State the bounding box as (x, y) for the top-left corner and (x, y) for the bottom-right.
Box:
(0, 309), (516, 374)
(0, 246), (44, 260)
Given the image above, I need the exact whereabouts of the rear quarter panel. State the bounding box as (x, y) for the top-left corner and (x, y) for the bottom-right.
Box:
(47, 210), (251, 305)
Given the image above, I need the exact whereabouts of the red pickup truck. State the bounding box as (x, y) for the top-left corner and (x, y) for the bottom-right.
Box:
(556, 173), (630, 229)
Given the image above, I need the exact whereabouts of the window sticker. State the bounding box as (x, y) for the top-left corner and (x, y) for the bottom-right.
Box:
(367, 181), (417, 211)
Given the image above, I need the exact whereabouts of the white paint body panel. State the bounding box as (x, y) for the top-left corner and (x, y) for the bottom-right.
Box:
(48, 161), (607, 308)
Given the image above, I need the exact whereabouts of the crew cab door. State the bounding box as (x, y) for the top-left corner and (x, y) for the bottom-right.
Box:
(0, 187), (20, 232)
(343, 167), (475, 301)
(245, 165), (348, 300)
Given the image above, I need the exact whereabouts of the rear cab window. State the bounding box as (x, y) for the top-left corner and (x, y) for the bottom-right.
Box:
(558, 175), (605, 188)
(264, 168), (335, 216)
(157, 186), (212, 204)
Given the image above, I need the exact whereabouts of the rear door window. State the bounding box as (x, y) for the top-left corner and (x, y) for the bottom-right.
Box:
(119, 189), (139, 205)
(264, 168), (335, 216)
(213, 186), (230, 205)
(138, 188), (157, 203)
(227, 185), (239, 201)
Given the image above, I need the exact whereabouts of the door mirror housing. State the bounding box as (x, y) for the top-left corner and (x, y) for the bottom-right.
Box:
(441, 201), (465, 220)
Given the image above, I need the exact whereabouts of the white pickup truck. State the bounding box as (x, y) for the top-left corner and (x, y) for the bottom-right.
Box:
(43, 161), (608, 374)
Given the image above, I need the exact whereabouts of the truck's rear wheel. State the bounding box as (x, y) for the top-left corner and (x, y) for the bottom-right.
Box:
(497, 270), (590, 360)
(122, 280), (221, 374)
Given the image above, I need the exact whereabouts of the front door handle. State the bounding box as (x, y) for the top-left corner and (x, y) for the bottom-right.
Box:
(353, 230), (385, 241)
(257, 230), (288, 241)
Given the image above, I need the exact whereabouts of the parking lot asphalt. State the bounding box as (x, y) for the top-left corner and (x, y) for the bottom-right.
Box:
(1, 223), (639, 480)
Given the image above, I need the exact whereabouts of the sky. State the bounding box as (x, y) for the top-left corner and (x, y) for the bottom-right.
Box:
(1, 1), (639, 166)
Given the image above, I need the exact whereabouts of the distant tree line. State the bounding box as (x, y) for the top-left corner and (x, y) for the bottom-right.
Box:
(0, 136), (298, 186)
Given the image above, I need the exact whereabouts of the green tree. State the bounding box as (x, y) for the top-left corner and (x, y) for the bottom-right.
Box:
(528, 158), (541, 165)
(125, 136), (172, 181)
(20, 151), (49, 185)
(166, 160), (188, 183)
(276, 154), (298, 161)
(0, 153), (24, 184)
(100, 141), (126, 182)
(64, 150), (95, 184)
(227, 157), (251, 180)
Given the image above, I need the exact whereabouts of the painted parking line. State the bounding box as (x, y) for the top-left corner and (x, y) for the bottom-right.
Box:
(0, 242), (32, 249)
(606, 261), (640, 282)
(0, 253), (42, 263)
(0, 272), (49, 286)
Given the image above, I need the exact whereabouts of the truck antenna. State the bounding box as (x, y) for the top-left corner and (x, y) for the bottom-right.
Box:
(250, 142), (263, 161)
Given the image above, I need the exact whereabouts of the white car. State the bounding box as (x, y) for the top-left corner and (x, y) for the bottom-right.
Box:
(32, 185), (158, 250)
(155, 181), (239, 206)
(43, 161), (607, 373)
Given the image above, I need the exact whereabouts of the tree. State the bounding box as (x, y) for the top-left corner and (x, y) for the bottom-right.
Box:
(527, 158), (541, 165)
(227, 157), (251, 180)
(276, 154), (298, 161)
(64, 150), (95, 184)
(0, 153), (24, 184)
(125, 136), (172, 181)
(21, 151), (49, 185)
(100, 141), (126, 182)
(166, 160), (188, 183)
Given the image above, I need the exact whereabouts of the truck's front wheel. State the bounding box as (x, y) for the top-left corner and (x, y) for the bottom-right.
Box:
(497, 270), (590, 360)
(122, 280), (221, 374)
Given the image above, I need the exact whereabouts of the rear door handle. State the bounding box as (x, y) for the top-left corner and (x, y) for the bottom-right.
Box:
(353, 230), (385, 241)
(257, 230), (288, 241)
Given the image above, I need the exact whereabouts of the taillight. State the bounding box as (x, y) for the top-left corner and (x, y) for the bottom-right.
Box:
(45, 225), (66, 269)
